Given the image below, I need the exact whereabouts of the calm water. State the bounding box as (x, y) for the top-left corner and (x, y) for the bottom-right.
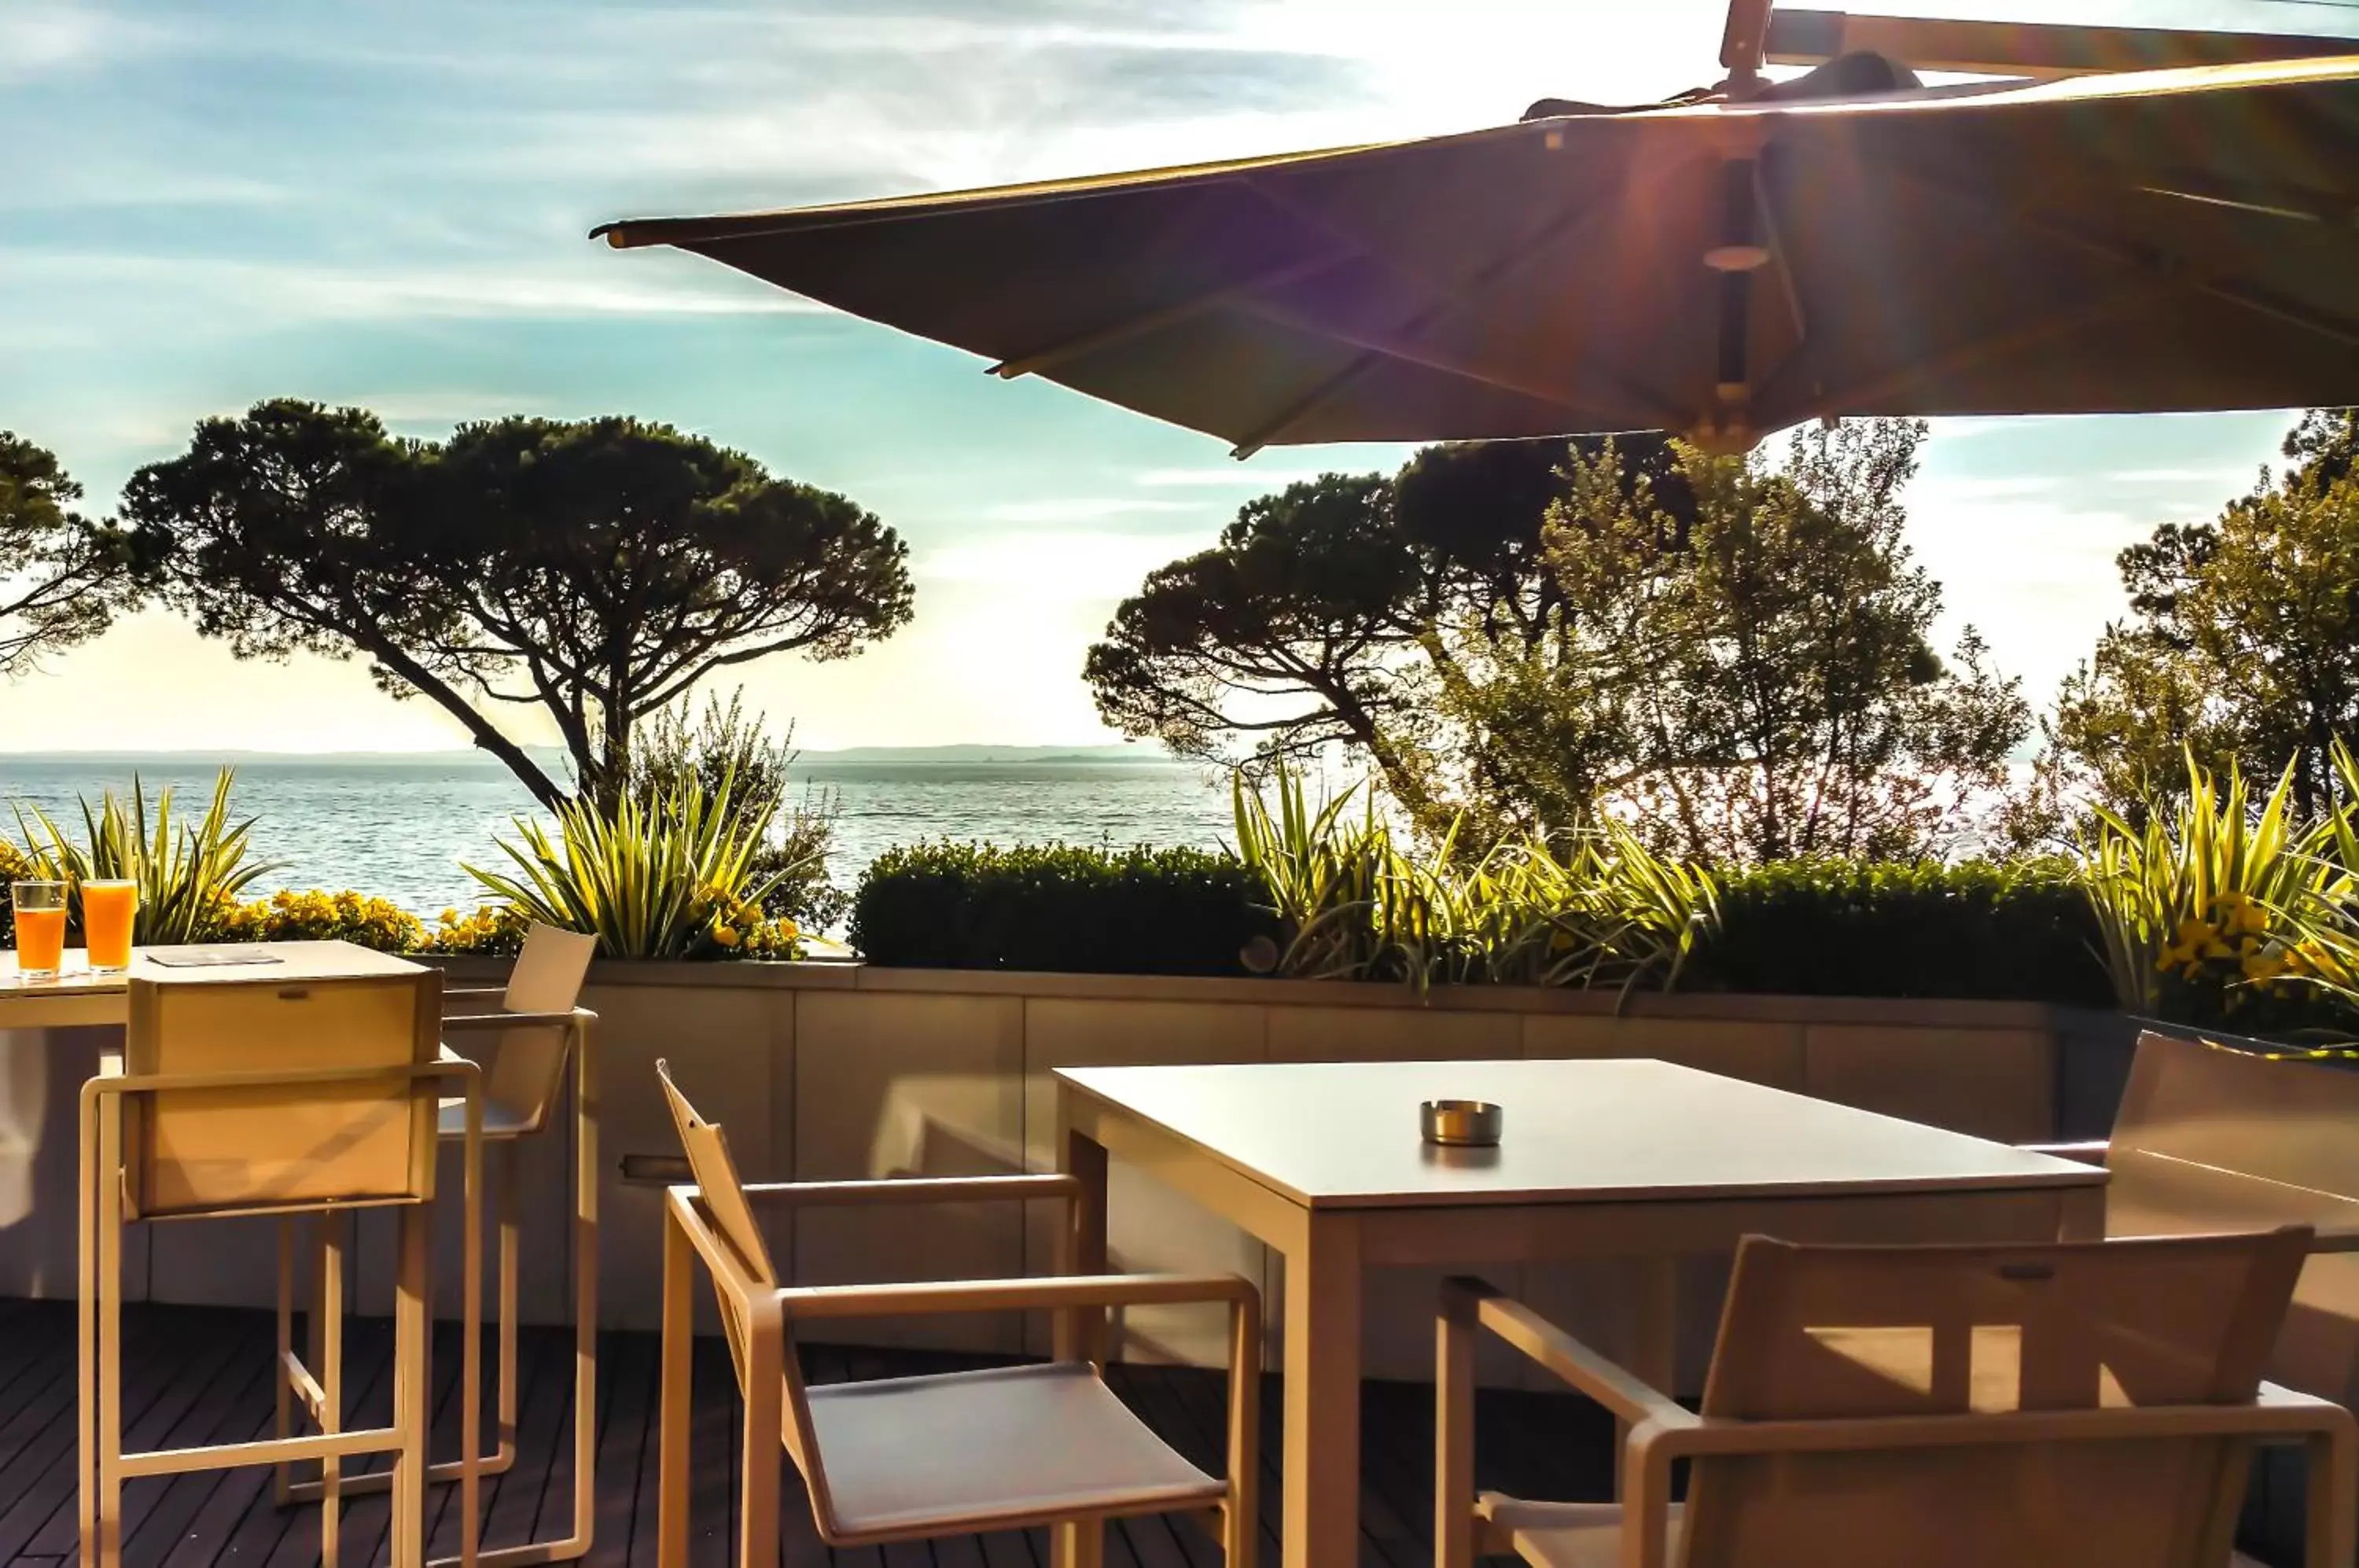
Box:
(0, 753), (1234, 919)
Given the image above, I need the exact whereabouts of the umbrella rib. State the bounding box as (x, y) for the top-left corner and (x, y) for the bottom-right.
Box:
(1787, 271), (2182, 421)
(986, 250), (1360, 380)
(1222, 179), (1654, 458)
(2133, 178), (2359, 226)
(1891, 156), (2359, 350)
(1235, 296), (1685, 432)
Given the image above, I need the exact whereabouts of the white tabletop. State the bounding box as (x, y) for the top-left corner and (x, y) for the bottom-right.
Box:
(1057, 1058), (2104, 1210)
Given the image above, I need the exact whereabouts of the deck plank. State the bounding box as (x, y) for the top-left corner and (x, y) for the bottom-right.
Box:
(0, 1300), (1619, 1568)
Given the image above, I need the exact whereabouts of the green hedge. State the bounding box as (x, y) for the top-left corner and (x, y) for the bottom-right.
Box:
(852, 845), (2118, 1004)
(848, 843), (1275, 975)
(1684, 859), (2113, 1007)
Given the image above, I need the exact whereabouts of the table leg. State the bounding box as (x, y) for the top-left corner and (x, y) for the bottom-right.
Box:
(1618, 1257), (1679, 1499)
(1052, 1099), (1109, 1568)
(1280, 1213), (1362, 1568)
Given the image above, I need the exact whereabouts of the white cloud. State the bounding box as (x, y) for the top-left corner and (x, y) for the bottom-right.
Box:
(0, 4), (146, 82)
(981, 498), (1203, 523)
(916, 529), (1209, 595)
(2107, 466), (2261, 487)
(1134, 465), (1334, 488)
(1912, 475), (2059, 502)
(0, 248), (823, 323)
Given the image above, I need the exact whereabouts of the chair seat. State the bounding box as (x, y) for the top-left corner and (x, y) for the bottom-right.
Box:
(435, 1098), (539, 1139)
(435, 1044), (539, 1139)
(1479, 1496), (1684, 1568)
(802, 1361), (1223, 1539)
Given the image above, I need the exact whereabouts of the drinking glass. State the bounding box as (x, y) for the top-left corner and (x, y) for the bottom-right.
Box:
(82, 879), (138, 972)
(11, 882), (68, 977)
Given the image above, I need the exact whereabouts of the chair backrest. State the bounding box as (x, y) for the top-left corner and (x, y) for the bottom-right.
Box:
(656, 1058), (778, 1289)
(658, 1062), (839, 1515)
(1681, 1228), (2309, 1568)
(2106, 1030), (2359, 1402)
(476, 922), (597, 1133)
(123, 969), (443, 1220)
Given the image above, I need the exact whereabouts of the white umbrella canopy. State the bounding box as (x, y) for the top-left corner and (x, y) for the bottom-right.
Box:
(596, 14), (2359, 455)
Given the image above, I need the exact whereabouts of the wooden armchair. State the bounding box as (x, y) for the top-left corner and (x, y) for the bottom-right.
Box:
(1437, 1228), (2357, 1568)
(2026, 1030), (2359, 1404)
(653, 1060), (1259, 1568)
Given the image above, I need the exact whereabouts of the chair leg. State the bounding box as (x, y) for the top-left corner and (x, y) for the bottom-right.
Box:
(429, 1020), (600, 1568)
(392, 1202), (429, 1568)
(424, 1140), (518, 1485)
(320, 1212), (346, 1568)
(658, 1205), (693, 1568)
(76, 1086), (107, 1568)
(93, 1107), (125, 1568)
(275, 1216), (297, 1504)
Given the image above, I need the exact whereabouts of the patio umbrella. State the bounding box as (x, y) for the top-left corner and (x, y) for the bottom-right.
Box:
(594, 51), (2359, 455)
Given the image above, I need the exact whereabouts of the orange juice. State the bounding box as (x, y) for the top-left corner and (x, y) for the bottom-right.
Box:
(13, 906), (65, 975)
(82, 880), (137, 971)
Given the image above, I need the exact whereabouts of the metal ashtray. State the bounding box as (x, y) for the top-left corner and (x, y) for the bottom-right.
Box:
(1421, 1099), (1503, 1147)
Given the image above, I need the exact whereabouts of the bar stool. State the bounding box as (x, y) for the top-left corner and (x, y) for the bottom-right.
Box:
(79, 968), (482, 1568)
(278, 923), (598, 1568)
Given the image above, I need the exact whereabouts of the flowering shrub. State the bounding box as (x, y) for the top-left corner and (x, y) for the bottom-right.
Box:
(425, 902), (533, 957)
(2080, 753), (2359, 1037)
(219, 888), (427, 950)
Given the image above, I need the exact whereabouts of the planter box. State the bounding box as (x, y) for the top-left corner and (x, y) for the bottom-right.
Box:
(463, 959), (2099, 1386)
(2, 959), (2131, 1390)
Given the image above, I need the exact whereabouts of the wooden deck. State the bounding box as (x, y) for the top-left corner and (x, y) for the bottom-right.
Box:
(0, 1298), (1613, 1568)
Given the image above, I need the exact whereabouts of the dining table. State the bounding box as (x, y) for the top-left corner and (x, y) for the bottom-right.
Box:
(1053, 1056), (2109, 1568)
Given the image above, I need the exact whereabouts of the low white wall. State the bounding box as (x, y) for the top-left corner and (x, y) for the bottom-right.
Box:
(0, 959), (2090, 1389)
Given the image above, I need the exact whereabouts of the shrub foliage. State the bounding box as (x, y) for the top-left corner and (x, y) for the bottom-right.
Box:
(849, 842), (1273, 975)
(1684, 859), (2111, 1005)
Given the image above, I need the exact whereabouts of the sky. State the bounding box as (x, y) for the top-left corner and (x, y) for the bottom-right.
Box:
(1, 0), (2353, 753)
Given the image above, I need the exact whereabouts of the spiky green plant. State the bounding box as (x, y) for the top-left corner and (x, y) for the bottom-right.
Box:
(1230, 767), (1715, 995)
(465, 767), (805, 959)
(2075, 750), (2357, 1033)
(13, 771), (278, 943)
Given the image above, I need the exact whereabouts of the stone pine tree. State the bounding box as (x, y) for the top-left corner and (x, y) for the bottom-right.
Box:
(0, 432), (146, 678)
(120, 400), (914, 811)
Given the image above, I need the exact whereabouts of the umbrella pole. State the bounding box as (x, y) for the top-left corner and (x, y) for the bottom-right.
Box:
(1719, 0), (1773, 94)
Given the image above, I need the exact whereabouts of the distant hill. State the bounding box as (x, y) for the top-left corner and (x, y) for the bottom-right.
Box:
(802, 744), (1180, 764)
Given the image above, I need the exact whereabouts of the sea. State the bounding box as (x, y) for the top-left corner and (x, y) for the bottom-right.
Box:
(0, 751), (1236, 923)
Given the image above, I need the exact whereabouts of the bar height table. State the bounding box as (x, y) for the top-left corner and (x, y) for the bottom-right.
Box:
(0, 942), (599, 1567)
(1053, 1057), (2108, 1568)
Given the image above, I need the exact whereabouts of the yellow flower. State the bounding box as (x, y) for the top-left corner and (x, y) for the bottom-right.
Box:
(711, 924), (741, 948)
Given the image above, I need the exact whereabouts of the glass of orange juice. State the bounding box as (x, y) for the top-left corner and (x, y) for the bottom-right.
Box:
(82, 879), (138, 972)
(11, 881), (68, 977)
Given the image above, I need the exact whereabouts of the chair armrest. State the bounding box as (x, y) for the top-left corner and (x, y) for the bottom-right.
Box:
(1643, 1389), (2358, 1462)
(777, 1271), (1257, 1322)
(1441, 1276), (1691, 1430)
(441, 1008), (582, 1032)
(2018, 1139), (2111, 1164)
(738, 1174), (1084, 1209)
(2305, 1231), (2359, 1255)
(441, 987), (508, 1000)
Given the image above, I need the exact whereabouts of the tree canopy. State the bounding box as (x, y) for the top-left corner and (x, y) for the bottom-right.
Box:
(1081, 436), (1680, 819)
(0, 432), (145, 678)
(2048, 407), (2359, 820)
(1087, 423), (2021, 860)
(121, 401), (913, 809)
(1439, 421), (2030, 859)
